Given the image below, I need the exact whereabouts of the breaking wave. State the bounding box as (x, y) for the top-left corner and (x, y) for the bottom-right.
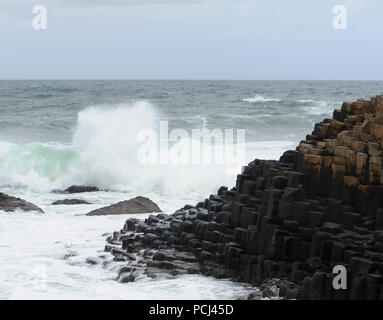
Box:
(242, 95), (281, 103)
(0, 101), (275, 196)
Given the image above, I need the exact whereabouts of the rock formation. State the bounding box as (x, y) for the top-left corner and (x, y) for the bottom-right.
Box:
(86, 196), (161, 216)
(52, 199), (91, 205)
(64, 185), (99, 193)
(0, 193), (44, 213)
(52, 185), (100, 194)
(101, 95), (383, 300)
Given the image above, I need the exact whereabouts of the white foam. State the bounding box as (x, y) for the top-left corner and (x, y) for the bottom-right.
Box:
(306, 101), (340, 116)
(0, 206), (254, 300)
(242, 95), (281, 103)
(296, 99), (315, 103)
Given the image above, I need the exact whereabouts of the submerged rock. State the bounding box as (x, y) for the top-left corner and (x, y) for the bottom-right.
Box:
(86, 196), (161, 216)
(52, 185), (100, 194)
(0, 193), (44, 213)
(65, 186), (100, 193)
(52, 199), (91, 205)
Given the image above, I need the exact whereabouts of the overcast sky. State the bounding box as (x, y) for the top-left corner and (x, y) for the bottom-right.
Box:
(0, 0), (382, 80)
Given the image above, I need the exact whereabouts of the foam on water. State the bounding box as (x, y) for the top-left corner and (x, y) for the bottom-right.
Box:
(0, 205), (254, 300)
(296, 99), (315, 103)
(306, 101), (341, 116)
(242, 95), (281, 103)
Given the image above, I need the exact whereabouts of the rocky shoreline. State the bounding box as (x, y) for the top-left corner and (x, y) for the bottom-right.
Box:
(99, 95), (383, 300)
(3, 95), (383, 300)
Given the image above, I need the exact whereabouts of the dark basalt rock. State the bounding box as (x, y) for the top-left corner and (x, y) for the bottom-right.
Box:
(64, 185), (100, 193)
(52, 185), (100, 194)
(99, 95), (383, 300)
(0, 192), (44, 213)
(52, 199), (91, 205)
(86, 196), (161, 216)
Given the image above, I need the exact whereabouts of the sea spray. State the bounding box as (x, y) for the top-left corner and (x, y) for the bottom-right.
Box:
(0, 101), (254, 196)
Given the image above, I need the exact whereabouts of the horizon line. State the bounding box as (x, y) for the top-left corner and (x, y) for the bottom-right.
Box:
(1, 79), (383, 82)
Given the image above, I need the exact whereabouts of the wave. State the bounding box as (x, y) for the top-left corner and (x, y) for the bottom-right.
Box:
(195, 115), (208, 129)
(242, 95), (281, 103)
(0, 101), (256, 196)
(303, 101), (340, 116)
(296, 99), (314, 103)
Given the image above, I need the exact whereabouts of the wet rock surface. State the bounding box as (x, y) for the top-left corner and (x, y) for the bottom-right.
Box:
(98, 95), (383, 300)
(86, 196), (161, 216)
(52, 199), (91, 205)
(0, 192), (44, 213)
(65, 185), (100, 193)
(52, 185), (100, 194)
(95, 205), (296, 299)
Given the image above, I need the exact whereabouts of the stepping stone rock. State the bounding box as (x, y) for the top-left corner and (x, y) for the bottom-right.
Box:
(86, 196), (161, 216)
(52, 199), (91, 205)
(0, 193), (44, 213)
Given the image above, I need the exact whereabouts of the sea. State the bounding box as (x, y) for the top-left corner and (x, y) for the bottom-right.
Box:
(0, 80), (382, 299)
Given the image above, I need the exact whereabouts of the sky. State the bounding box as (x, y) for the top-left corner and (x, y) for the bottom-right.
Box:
(0, 0), (382, 80)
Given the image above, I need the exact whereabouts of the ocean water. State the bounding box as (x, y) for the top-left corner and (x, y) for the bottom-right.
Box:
(0, 80), (382, 299)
